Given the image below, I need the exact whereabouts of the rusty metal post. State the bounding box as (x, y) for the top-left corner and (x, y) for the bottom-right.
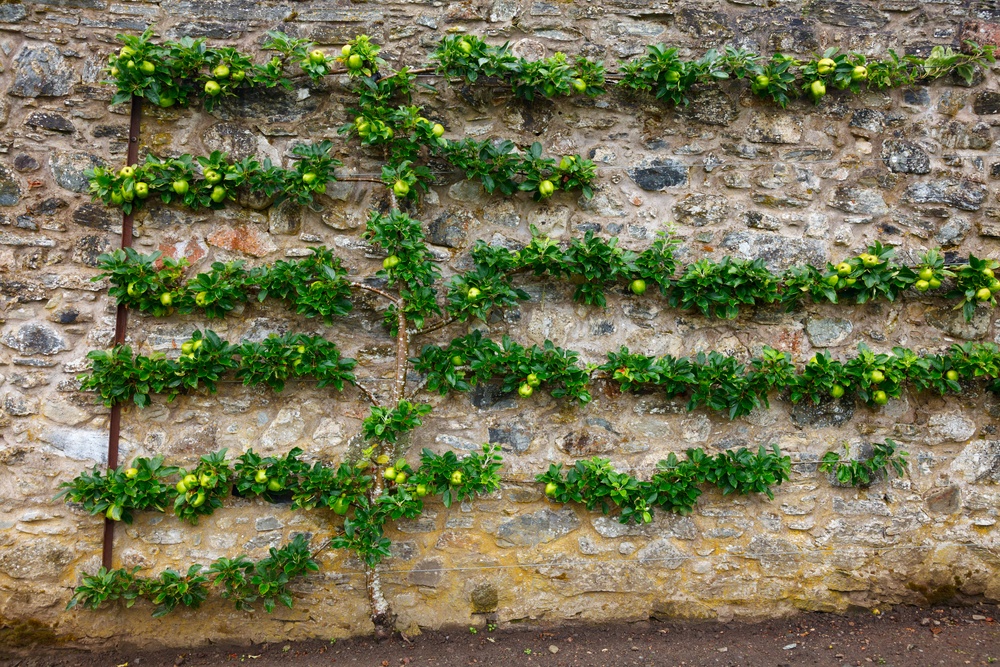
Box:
(102, 95), (142, 570)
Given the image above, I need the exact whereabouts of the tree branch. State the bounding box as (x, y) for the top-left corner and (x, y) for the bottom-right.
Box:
(353, 380), (381, 407)
(349, 282), (399, 304)
(410, 316), (455, 337)
(391, 305), (408, 404)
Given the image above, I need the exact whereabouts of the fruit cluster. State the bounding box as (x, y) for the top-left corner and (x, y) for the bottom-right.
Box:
(86, 142), (340, 215)
(105, 30), (993, 112)
(67, 535), (318, 617)
(537, 446), (791, 525)
(78, 330), (356, 407)
(61, 444), (503, 566)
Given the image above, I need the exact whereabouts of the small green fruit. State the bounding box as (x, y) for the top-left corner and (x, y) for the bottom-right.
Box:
(946, 369), (959, 382)
(572, 78), (587, 93)
(918, 268), (934, 281)
(830, 384), (845, 399)
(347, 54), (363, 70)
(125, 468), (139, 479)
(383, 467), (397, 481)
(204, 80), (221, 96)
(836, 262), (852, 276)
(267, 479), (283, 492)
(431, 123), (445, 138)
(466, 287), (481, 300)
(754, 74), (770, 87)
(526, 373), (541, 388)
(393, 180), (410, 197)
(212, 64), (230, 79)
(630, 279), (647, 295)
(309, 49), (326, 64)
(538, 180), (555, 197)
(341, 44), (352, 57)
(914, 279), (930, 292)
(139, 60), (155, 74)
(851, 65), (868, 81)
(172, 180), (189, 195)
(450, 470), (463, 485)
(977, 287), (992, 302)
(415, 484), (428, 497)
(458, 39), (473, 55)
(518, 383), (534, 398)
(183, 474), (199, 487)
(872, 390), (888, 406)
(383, 255), (400, 270)
(134, 182), (149, 199)
(869, 369), (885, 384)
(928, 278), (942, 289)
(544, 482), (558, 497)
(159, 292), (173, 306)
(302, 172), (318, 185)
(826, 274), (840, 287)
(210, 185), (227, 203)
(810, 79), (826, 98)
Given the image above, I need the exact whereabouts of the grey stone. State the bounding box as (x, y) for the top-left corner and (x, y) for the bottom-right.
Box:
(13, 154), (39, 172)
(73, 235), (113, 267)
(11, 45), (74, 98)
(789, 396), (855, 428)
(488, 422), (531, 453)
(849, 109), (884, 135)
(933, 121), (992, 150)
(974, 90), (1000, 115)
(25, 112), (75, 133)
(828, 185), (888, 216)
(73, 204), (118, 231)
(39, 428), (113, 462)
(4, 391), (37, 417)
(212, 86), (321, 125)
(673, 193), (729, 227)
(927, 412), (977, 444)
(744, 113), (802, 144)
(268, 199), (302, 235)
(202, 121), (277, 162)
(0, 541), (72, 579)
(805, 0), (889, 28)
(881, 140), (930, 174)
(428, 210), (471, 248)
(903, 179), (986, 211)
(627, 159), (688, 191)
(635, 538), (687, 569)
(744, 535), (801, 566)
(950, 441), (1000, 483)
(489, 0), (518, 22)
(494, 508), (580, 547)
(806, 318), (853, 347)
(925, 306), (991, 340)
(255, 516), (283, 532)
(720, 231), (827, 271)
(744, 211), (781, 231)
(1, 322), (67, 355)
(0, 3), (26, 21)
(935, 217), (969, 247)
(0, 163), (21, 207)
(50, 152), (107, 193)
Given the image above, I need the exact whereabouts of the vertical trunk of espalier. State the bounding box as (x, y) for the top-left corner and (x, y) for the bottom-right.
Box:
(364, 285), (409, 639)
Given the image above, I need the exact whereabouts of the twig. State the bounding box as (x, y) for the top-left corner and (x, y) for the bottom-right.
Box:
(391, 304), (408, 404)
(336, 176), (385, 185)
(404, 375), (428, 402)
(410, 316), (455, 336)
(353, 380), (381, 407)
(348, 282), (399, 304)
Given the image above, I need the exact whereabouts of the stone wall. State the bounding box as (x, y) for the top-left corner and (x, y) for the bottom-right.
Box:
(3, 0), (1000, 649)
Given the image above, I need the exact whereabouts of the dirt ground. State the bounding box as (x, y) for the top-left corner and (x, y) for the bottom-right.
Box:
(3, 604), (1000, 667)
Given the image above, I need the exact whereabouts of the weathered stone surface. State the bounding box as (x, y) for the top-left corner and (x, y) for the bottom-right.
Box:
(0, 164), (22, 207)
(925, 306), (991, 340)
(25, 112), (75, 133)
(925, 486), (960, 514)
(50, 152), (107, 193)
(720, 231), (827, 271)
(973, 90), (1000, 115)
(11, 45), (74, 98)
(805, 0), (889, 28)
(903, 179), (986, 211)
(744, 113), (802, 144)
(828, 185), (887, 217)
(428, 210), (471, 248)
(950, 441), (1000, 483)
(635, 539), (687, 568)
(268, 199), (302, 235)
(1, 322), (67, 356)
(672, 193), (730, 227)
(206, 224), (277, 257)
(0, 541), (72, 579)
(881, 140), (930, 174)
(806, 318), (853, 347)
(627, 159), (688, 191)
(927, 413), (977, 444)
(494, 509), (580, 547)
(790, 396), (855, 428)
(73, 204), (117, 231)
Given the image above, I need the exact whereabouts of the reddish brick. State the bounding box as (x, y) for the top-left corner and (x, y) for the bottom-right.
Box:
(961, 21), (1000, 50)
(206, 224), (277, 258)
(157, 236), (207, 267)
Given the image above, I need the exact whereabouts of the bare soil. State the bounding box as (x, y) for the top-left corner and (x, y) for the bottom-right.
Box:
(3, 604), (1000, 667)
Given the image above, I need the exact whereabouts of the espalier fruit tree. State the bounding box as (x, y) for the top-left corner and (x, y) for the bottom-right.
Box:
(62, 28), (1000, 636)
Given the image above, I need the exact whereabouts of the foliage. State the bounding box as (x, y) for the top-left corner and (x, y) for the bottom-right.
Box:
(57, 455), (177, 523)
(536, 445), (790, 524)
(69, 537), (317, 616)
(819, 440), (909, 487)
